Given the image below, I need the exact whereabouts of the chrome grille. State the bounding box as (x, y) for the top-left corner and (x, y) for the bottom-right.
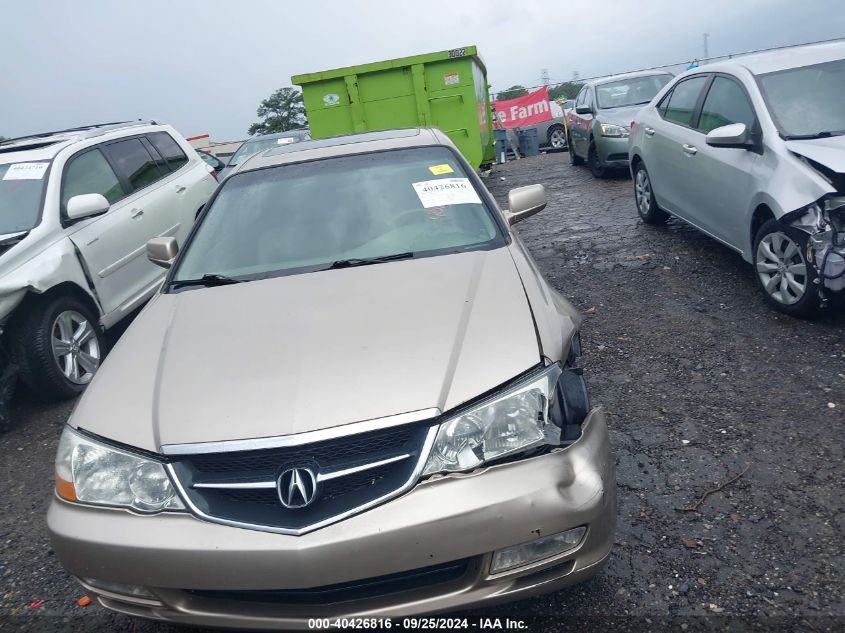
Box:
(168, 421), (437, 535)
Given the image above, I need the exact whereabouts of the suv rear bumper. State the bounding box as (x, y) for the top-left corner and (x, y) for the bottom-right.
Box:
(48, 408), (616, 629)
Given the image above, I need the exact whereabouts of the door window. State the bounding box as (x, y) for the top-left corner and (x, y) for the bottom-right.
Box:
(575, 88), (587, 107)
(102, 138), (164, 193)
(698, 76), (756, 133)
(61, 149), (126, 210)
(147, 132), (189, 172)
(662, 76), (709, 127)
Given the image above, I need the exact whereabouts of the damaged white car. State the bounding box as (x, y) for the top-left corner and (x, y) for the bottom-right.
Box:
(629, 40), (845, 318)
(0, 121), (216, 428)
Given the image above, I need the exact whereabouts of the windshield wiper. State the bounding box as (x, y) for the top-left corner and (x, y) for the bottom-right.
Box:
(326, 252), (415, 270)
(169, 273), (243, 288)
(781, 131), (844, 140)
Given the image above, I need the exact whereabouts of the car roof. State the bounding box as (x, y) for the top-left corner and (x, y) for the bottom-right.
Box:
(703, 40), (845, 76)
(237, 128), (447, 172)
(0, 120), (162, 162)
(590, 70), (673, 87)
(244, 130), (310, 143)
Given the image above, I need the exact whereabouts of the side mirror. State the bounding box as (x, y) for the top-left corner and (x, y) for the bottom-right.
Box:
(706, 123), (750, 149)
(147, 237), (179, 268)
(66, 194), (110, 220)
(575, 105), (592, 115)
(506, 184), (547, 225)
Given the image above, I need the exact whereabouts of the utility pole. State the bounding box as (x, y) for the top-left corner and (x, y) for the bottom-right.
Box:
(571, 70), (580, 81)
(541, 69), (550, 86)
(703, 32), (710, 61)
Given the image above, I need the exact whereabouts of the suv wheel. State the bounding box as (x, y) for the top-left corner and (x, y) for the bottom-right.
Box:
(568, 134), (584, 166)
(548, 125), (566, 150)
(13, 295), (105, 400)
(633, 163), (669, 224)
(754, 219), (820, 318)
(588, 142), (606, 178)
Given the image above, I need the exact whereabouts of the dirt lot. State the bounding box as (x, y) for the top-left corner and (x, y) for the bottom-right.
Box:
(1, 152), (843, 632)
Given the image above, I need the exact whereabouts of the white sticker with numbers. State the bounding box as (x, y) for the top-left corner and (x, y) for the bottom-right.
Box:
(412, 178), (481, 208)
(3, 162), (48, 180)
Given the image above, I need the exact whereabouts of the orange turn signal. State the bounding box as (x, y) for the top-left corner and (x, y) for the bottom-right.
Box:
(55, 474), (77, 501)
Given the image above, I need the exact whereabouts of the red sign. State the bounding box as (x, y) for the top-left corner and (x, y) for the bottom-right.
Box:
(492, 87), (552, 129)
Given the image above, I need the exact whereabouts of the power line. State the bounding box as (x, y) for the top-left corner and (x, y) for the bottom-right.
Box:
(490, 35), (844, 96)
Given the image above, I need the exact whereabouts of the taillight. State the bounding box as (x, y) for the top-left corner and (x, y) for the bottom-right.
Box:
(630, 120), (636, 130)
(211, 170), (219, 181)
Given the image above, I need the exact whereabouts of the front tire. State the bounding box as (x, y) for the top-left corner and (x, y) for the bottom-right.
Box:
(12, 295), (105, 400)
(753, 219), (820, 318)
(588, 142), (606, 178)
(632, 162), (668, 224)
(568, 133), (584, 165)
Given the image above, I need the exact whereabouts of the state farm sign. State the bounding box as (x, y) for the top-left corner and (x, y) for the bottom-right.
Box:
(492, 86), (553, 129)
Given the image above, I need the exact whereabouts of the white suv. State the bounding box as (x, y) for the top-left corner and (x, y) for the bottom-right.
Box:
(0, 121), (217, 419)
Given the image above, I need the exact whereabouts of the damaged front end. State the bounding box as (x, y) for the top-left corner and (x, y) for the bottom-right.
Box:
(786, 196), (845, 300)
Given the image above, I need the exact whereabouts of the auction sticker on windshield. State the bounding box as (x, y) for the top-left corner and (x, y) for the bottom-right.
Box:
(2, 162), (48, 180)
(412, 178), (481, 208)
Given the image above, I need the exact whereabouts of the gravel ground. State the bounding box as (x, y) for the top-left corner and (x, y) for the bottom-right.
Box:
(1, 151), (843, 632)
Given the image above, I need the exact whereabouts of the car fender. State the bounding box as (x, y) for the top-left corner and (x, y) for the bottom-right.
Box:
(507, 239), (582, 364)
(0, 237), (99, 323)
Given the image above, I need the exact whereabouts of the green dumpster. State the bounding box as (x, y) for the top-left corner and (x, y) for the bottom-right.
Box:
(291, 46), (495, 169)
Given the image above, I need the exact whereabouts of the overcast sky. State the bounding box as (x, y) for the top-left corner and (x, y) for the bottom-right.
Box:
(1, 0), (843, 141)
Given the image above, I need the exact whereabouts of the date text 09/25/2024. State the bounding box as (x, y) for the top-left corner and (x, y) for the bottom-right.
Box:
(308, 618), (529, 630)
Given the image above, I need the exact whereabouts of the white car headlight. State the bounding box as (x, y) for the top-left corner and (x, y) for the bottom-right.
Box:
(599, 123), (629, 138)
(55, 426), (184, 512)
(423, 364), (562, 476)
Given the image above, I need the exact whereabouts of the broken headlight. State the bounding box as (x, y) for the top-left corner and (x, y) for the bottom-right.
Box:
(422, 364), (562, 476)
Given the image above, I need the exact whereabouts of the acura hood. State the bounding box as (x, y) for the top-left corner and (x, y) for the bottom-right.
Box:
(73, 248), (541, 452)
(786, 135), (845, 173)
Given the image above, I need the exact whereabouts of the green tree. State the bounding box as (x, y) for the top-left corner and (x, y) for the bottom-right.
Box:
(248, 87), (307, 136)
(548, 82), (584, 101)
(495, 85), (529, 101)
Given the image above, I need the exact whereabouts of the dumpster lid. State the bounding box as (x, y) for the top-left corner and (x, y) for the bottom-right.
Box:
(292, 46), (485, 84)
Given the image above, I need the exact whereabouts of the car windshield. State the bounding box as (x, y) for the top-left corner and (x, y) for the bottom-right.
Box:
(0, 161), (50, 234)
(758, 58), (845, 139)
(228, 134), (304, 166)
(172, 146), (503, 283)
(596, 75), (672, 109)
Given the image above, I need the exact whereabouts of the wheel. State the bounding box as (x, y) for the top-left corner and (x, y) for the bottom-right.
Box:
(753, 219), (820, 318)
(568, 133), (584, 165)
(548, 125), (566, 150)
(588, 142), (606, 178)
(633, 162), (669, 224)
(12, 295), (105, 400)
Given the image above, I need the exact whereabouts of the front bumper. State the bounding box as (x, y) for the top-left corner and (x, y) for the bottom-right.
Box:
(595, 135), (630, 166)
(48, 408), (615, 629)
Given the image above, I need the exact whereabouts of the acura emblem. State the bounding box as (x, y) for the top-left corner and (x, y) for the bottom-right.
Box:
(277, 467), (318, 508)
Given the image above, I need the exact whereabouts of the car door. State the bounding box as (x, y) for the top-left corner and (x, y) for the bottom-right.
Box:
(685, 75), (760, 249)
(646, 75), (710, 220)
(568, 87), (589, 156)
(145, 131), (200, 245)
(65, 138), (173, 318)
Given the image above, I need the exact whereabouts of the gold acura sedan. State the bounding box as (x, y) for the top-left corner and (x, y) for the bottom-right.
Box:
(48, 128), (616, 629)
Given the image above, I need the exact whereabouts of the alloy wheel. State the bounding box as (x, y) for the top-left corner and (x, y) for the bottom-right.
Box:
(549, 128), (566, 149)
(756, 232), (807, 306)
(51, 310), (100, 385)
(635, 168), (651, 216)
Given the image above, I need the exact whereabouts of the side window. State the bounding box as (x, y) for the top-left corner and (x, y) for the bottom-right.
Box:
(662, 76), (709, 127)
(698, 76), (756, 133)
(657, 90), (672, 117)
(61, 149), (126, 210)
(102, 138), (164, 193)
(575, 88), (586, 107)
(147, 132), (189, 172)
